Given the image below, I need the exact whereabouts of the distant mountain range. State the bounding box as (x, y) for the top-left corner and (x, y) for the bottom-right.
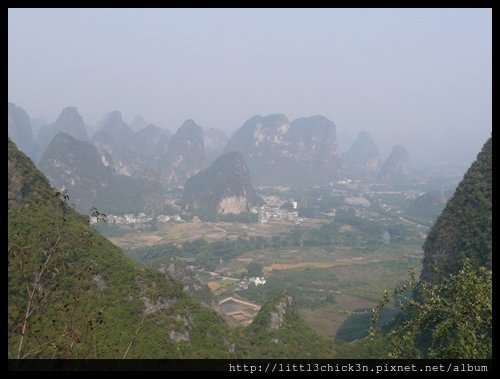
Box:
(224, 114), (342, 186)
(38, 132), (164, 215)
(10, 101), (417, 216)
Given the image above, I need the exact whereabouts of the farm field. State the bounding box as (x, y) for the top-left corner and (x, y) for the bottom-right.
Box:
(216, 243), (422, 339)
(107, 218), (323, 249)
(107, 203), (427, 341)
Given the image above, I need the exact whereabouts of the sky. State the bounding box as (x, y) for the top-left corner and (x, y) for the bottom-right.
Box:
(8, 8), (491, 164)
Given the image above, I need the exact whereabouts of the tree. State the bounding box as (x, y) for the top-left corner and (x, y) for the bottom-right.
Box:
(246, 262), (263, 278)
(369, 259), (491, 359)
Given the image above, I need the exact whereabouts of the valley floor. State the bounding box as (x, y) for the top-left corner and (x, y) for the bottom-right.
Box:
(109, 218), (424, 341)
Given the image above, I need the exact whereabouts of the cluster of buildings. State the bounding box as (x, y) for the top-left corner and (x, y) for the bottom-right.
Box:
(333, 179), (353, 185)
(235, 276), (267, 291)
(90, 213), (182, 224)
(251, 205), (303, 225)
(256, 185), (291, 193)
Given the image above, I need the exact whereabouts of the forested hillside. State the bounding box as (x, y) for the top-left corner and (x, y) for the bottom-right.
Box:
(374, 137), (492, 359)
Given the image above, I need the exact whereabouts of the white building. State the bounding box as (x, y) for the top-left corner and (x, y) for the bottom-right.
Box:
(156, 215), (170, 223)
(249, 277), (266, 286)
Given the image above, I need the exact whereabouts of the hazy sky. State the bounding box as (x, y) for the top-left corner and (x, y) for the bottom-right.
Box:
(8, 8), (491, 164)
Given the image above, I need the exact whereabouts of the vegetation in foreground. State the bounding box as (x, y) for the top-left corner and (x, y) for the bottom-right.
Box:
(8, 136), (491, 359)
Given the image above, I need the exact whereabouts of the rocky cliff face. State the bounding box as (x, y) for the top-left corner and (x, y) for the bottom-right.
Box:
(345, 131), (381, 178)
(159, 119), (206, 187)
(223, 114), (341, 185)
(181, 151), (262, 220)
(378, 145), (410, 181)
(244, 292), (336, 357)
(91, 112), (154, 179)
(268, 295), (294, 330)
(92, 130), (148, 178)
(8, 102), (35, 159)
(159, 257), (220, 311)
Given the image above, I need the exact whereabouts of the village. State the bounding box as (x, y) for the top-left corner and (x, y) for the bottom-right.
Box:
(90, 213), (182, 224)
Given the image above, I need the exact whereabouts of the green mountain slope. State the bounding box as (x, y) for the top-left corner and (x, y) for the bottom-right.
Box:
(404, 192), (448, 227)
(421, 137), (492, 283)
(240, 293), (336, 358)
(9, 139), (236, 358)
(376, 137), (492, 359)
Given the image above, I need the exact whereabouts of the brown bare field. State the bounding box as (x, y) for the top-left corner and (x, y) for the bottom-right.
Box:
(262, 257), (387, 273)
(339, 224), (354, 232)
(137, 235), (163, 243)
(263, 262), (337, 272)
(207, 281), (221, 291)
(109, 233), (163, 248)
(108, 219), (324, 249)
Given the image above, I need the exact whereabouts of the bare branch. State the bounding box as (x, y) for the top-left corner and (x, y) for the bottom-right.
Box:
(122, 314), (146, 359)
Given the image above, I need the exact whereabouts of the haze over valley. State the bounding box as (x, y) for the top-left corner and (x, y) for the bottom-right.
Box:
(8, 8), (491, 361)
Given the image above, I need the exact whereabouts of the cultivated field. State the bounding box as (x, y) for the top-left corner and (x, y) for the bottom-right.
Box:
(106, 215), (425, 340)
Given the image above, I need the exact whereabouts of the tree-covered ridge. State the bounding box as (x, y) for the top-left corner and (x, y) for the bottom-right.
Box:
(9, 139), (236, 358)
(386, 260), (491, 359)
(367, 137), (493, 359)
(8, 139), (52, 204)
(9, 139), (338, 359)
(241, 292), (336, 358)
(421, 137), (491, 283)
